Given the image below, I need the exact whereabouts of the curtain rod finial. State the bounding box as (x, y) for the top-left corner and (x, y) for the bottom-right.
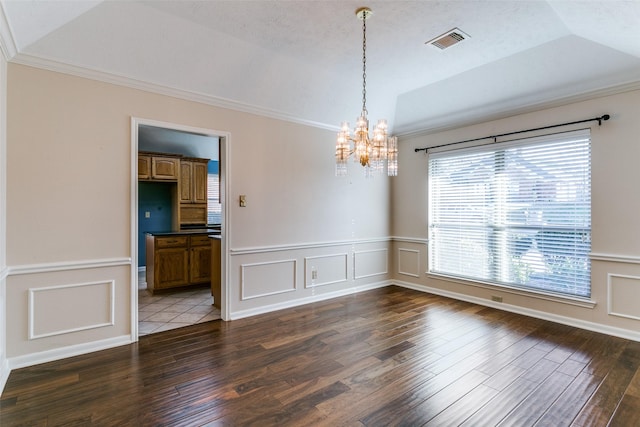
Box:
(598, 114), (610, 126)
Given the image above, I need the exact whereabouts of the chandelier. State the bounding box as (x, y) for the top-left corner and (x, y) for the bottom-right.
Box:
(335, 7), (398, 177)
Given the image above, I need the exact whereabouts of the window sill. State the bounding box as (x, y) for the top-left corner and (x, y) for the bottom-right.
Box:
(426, 272), (597, 309)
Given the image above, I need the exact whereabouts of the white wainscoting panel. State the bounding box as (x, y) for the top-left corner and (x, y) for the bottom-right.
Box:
(354, 249), (388, 280)
(241, 259), (297, 300)
(608, 273), (640, 321)
(398, 248), (421, 278)
(28, 280), (115, 340)
(304, 253), (348, 288)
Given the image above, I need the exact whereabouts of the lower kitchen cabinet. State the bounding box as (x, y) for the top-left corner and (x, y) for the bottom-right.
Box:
(146, 233), (213, 294)
(189, 235), (212, 284)
(210, 236), (221, 308)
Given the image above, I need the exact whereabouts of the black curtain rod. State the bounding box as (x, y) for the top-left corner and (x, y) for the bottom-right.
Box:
(414, 114), (610, 153)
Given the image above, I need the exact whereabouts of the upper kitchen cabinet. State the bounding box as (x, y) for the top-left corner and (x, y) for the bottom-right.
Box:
(138, 155), (151, 180)
(180, 158), (209, 226)
(139, 152), (180, 181)
(180, 158), (208, 204)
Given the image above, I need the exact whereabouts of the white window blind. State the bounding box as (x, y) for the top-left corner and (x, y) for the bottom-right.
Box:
(428, 129), (591, 298)
(207, 174), (221, 224)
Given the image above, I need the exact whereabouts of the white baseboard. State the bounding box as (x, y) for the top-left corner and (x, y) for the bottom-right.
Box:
(230, 280), (390, 320)
(393, 280), (640, 342)
(137, 266), (147, 290)
(4, 278), (638, 397)
(7, 335), (133, 371)
(0, 356), (9, 396)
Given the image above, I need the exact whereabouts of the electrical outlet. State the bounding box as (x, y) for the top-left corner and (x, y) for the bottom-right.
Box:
(311, 270), (318, 280)
(491, 295), (503, 303)
(239, 195), (246, 207)
(145, 211), (151, 218)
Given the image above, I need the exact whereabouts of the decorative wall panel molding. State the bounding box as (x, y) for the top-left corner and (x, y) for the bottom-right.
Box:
(304, 253), (348, 288)
(608, 273), (640, 321)
(354, 249), (388, 280)
(241, 259), (297, 300)
(398, 248), (421, 278)
(28, 280), (115, 340)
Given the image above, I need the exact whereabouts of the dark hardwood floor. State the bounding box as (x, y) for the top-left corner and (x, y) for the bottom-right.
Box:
(2, 286), (640, 426)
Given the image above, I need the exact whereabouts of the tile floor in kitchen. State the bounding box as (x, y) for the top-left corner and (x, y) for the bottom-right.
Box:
(138, 270), (221, 336)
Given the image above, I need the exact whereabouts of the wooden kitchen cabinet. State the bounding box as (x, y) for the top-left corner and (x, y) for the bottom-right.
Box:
(138, 155), (151, 180)
(152, 156), (180, 181)
(138, 152), (209, 225)
(139, 153), (180, 181)
(189, 234), (212, 284)
(180, 158), (208, 203)
(179, 157), (209, 225)
(210, 236), (221, 308)
(146, 236), (189, 292)
(146, 233), (213, 294)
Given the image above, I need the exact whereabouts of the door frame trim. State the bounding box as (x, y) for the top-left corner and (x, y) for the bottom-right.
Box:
(130, 117), (230, 340)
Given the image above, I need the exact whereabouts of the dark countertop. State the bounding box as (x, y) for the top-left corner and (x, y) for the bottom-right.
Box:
(146, 229), (221, 236)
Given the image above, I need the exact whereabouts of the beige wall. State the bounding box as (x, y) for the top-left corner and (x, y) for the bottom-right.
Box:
(5, 64), (391, 363)
(5, 59), (638, 376)
(392, 89), (640, 339)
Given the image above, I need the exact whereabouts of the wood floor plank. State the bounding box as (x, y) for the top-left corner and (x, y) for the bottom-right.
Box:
(572, 341), (640, 426)
(607, 394), (640, 427)
(378, 369), (490, 426)
(535, 371), (602, 426)
(1, 286), (639, 427)
(423, 384), (500, 426)
(498, 371), (575, 426)
(459, 375), (540, 426)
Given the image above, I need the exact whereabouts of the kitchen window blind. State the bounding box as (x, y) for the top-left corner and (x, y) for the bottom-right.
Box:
(428, 129), (591, 298)
(207, 174), (221, 224)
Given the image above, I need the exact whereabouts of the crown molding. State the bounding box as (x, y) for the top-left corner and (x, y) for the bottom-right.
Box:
(396, 79), (640, 138)
(7, 50), (639, 138)
(0, 3), (17, 61)
(10, 53), (338, 132)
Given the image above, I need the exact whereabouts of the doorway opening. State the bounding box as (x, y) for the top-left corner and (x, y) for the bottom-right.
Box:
(131, 118), (229, 339)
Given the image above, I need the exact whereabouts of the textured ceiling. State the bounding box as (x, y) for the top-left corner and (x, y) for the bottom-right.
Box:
(1, 0), (639, 135)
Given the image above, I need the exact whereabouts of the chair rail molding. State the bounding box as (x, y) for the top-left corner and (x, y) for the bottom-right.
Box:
(8, 257), (132, 276)
(590, 253), (640, 265)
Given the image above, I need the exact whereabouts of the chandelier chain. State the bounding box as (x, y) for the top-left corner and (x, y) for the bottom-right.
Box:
(361, 12), (367, 116)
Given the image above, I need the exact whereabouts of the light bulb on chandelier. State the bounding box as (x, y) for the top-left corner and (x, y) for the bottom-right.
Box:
(335, 7), (398, 178)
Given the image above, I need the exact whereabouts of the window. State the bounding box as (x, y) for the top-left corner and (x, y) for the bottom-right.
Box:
(207, 173), (221, 224)
(428, 129), (591, 298)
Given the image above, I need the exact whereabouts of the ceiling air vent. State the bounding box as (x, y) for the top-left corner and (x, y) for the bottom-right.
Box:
(426, 28), (470, 50)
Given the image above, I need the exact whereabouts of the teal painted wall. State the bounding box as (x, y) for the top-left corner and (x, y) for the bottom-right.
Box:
(138, 182), (174, 267)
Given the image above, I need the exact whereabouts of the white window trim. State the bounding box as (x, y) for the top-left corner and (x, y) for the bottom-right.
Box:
(427, 129), (592, 300)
